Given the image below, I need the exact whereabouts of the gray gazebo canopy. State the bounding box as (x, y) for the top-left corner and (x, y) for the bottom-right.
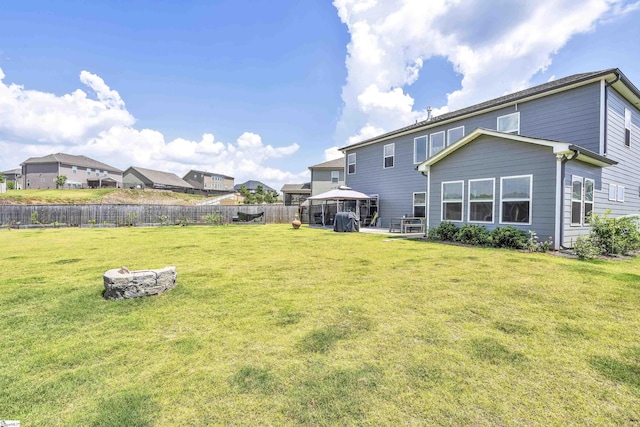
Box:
(306, 186), (371, 225)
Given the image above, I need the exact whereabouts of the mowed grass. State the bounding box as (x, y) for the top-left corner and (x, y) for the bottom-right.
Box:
(1, 225), (640, 425)
(0, 189), (204, 205)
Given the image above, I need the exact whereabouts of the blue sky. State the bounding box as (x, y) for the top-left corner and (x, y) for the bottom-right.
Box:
(1, 0), (640, 191)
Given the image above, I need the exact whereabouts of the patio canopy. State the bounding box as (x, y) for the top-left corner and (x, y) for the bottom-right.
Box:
(307, 185), (371, 201)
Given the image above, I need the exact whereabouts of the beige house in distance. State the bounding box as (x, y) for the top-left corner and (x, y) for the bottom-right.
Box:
(308, 157), (345, 196)
(21, 153), (122, 189)
(182, 170), (234, 193)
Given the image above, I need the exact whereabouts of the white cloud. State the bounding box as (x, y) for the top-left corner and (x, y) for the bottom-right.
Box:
(0, 69), (303, 192)
(334, 0), (637, 146)
(323, 146), (344, 161)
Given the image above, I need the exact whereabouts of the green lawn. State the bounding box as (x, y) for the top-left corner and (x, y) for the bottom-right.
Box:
(1, 225), (639, 426)
(0, 189), (204, 205)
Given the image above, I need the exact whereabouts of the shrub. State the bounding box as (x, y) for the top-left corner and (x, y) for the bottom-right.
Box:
(574, 236), (602, 260)
(490, 226), (528, 249)
(524, 230), (553, 253)
(203, 213), (222, 225)
(454, 224), (490, 246)
(6, 181), (15, 190)
(430, 221), (458, 241)
(584, 211), (640, 256)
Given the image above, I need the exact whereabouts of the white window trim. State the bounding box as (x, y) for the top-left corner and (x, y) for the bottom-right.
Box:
(413, 135), (427, 164)
(441, 180), (464, 222)
(617, 185), (625, 202)
(72, 166), (77, 174)
(584, 178), (594, 225)
(429, 131), (446, 157)
(413, 192), (426, 217)
(609, 183), (617, 201)
(447, 126), (465, 146)
(497, 112), (520, 134)
(570, 175), (583, 227)
(331, 170), (339, 183)
(383, 143), (395, 169)
(347, 153), (356, 175)
(499, 174), (533, 225)
(468, 178), (495, 224)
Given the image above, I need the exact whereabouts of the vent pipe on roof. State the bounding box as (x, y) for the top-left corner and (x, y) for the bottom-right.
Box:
(427, 106), (433, 121)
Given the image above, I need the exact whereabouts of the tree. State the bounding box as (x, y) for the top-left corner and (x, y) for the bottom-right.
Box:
(239, 184), (256, 204)
(0, 172), (5, 184)
(7, 181), (15, 190)
(55, 175), (68, 189)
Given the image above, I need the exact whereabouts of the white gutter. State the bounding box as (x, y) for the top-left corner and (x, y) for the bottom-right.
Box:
(599, 79), (606, 154)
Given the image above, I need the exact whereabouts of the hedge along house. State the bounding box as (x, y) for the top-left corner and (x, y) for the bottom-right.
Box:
(340, 68), (640, 249)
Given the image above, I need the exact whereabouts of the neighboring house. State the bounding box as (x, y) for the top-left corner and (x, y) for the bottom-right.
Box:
(340, 68), (640, 249)
(308, 157), (345, 196)
(123, 166), (194, 193)
(21, 153), (122, 189)
(233, 180), (277, 193)
(182, 170), (234, 192)
(281, 183), (311, 206)
(2, 168), (23, 190)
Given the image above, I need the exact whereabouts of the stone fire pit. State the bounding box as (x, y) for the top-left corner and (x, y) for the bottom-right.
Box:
(103, 266), (177, 300)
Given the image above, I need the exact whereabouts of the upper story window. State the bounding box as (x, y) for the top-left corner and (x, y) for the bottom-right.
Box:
(625, 108), (632, 147)
(347, 153), (356, 175)
(331, 171), (339, 183)
(442, 181), (463, 222)
(414, 136), (427, 164)
(500, 174), (532, 224)
(497, 112), (520, 134)
(72, 166), (77, 174)
(383, 143), (395, 169)
(447, 126), (465, 146)
(468, 178), (494, 223)
(104, 171), (108, 177)
(430, 132), (445, 156)
(86, 168), (91, 174)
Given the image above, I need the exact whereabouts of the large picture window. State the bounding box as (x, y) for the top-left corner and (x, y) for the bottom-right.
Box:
(430, 132), (445, 156)
(497, 112), (520, 134)
(347, 153), (356, 175)
(442, 181), (463, 222)
(414, 136), (427, 164)
(413, 192), (426, 217)
(447, 126), (465, 146)
(383, 143), (395, 169)
(468, 178), (494, 223)
(500, 175), (532, 224)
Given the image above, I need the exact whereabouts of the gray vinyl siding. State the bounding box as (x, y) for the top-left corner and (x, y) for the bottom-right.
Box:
(23, 163), (59, 189)
(123, 170), (149, 189)
(601, 88), (640, 216)
(344, 83), (602, 229)
(428, 135), (557, 240)
(311, 169), (344, 196)
(562, 161), (603, 247)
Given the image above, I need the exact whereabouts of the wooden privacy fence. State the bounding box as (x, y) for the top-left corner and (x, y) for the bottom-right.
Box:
(0, 204), (299, 226)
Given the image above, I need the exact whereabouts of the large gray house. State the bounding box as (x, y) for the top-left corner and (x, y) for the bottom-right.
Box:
(308, 157), (345, 196)
(21, 153), (122, 189)
(340, 68), (640, 249)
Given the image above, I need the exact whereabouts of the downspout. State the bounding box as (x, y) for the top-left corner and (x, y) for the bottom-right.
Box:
(603, 72), (621, 155)
(558, 149), (579, 250)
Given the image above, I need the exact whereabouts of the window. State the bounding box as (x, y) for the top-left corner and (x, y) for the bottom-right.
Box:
(86, 168), (91, 174)
(383, 143), (395, 168)
(331, 171), (339, 183)
(469, 178), (494, 223)
(497, 112), (520, 134)
(347, 153), (356, 175)
(104, 171), (108, 177)
(625, 108), (632, 147)
(609, 184), (625, 202)
(72, 166), (77, 174)
(442, 181), (463, 222)
(40, 178), (46, 183)
(447, 126), (465, 146)
(584, 179), (594, 223)
(430, 132), (445, 156)
(414, 136), (427, 163)
(500, 175), (532, 224)
(413, 192), (426, 217)
(571, 176), (583, 226)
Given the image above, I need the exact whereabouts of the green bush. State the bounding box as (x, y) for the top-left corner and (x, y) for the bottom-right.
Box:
(525, 230), (553, 253)
(583, 211), (640, 256)
(431, 221), (458, 241)
(489, 226), (528, 249)
(454, 224), (490, 246)
(574, 236), (602, 260)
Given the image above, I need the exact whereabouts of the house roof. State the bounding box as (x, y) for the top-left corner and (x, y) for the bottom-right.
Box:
(340, 68), (639, 151)
(183, 169), (234, 180)
(21, 153), (122, 172)
(233, 180), (276, 192)
(308, 157), (344, 170)
(2, 168), (21, 175)
(125, 166), (194, 188)
(417, 128), (617, 173)
(281, 183), (311, 194)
